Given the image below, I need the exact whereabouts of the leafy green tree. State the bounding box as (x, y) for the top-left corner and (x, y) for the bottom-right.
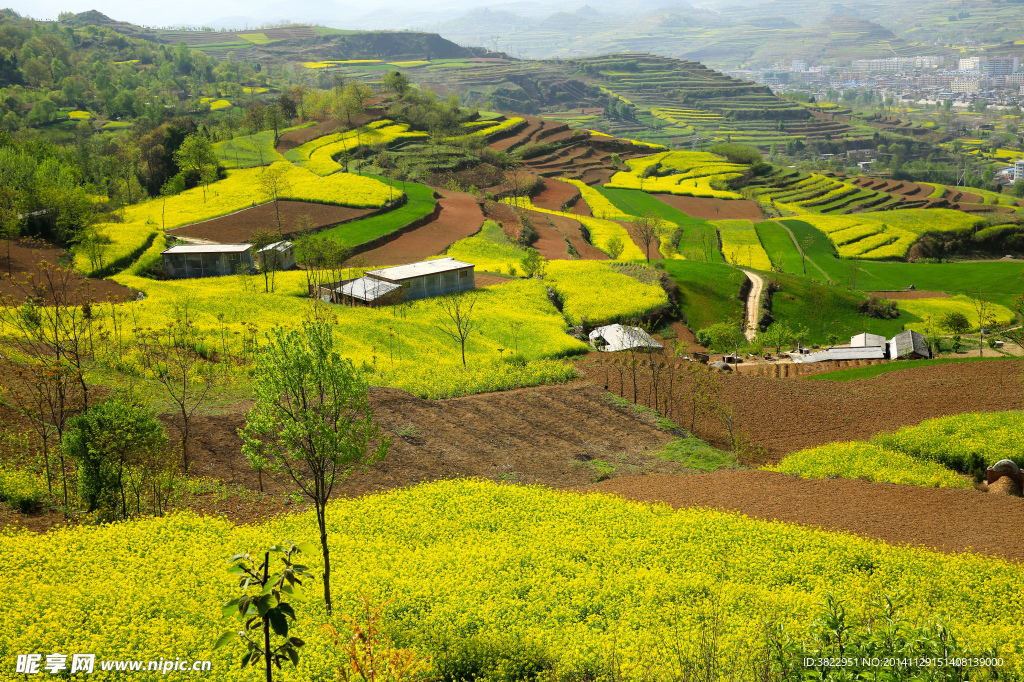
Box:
(383, 70), (411, 96)
(173, 134), (217, 202)
(62, 395), (168, 521)
(239, 319), (391, 615)
(520, 249), (546, 277)
(606, 235), (625, 260)
(941, 311), (971, 335)
(215, 541), (312, 682)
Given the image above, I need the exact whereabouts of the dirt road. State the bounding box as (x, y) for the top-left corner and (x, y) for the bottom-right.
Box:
(741, 269), (763, 342)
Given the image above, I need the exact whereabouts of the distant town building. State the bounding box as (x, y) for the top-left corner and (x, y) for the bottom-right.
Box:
(1015, 160), (1024, 181)
(791, 59), (807, 72)
(986, 56), (1019, 77)
(958, 56), (988, 72)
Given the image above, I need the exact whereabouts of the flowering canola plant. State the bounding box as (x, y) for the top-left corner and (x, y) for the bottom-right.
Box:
(793, 210), (984, 260)
(543, 260), (669, 325)
(714, 220), (773, 271)
(764, 441), (974, 489)
(108, 271), (585, 394)
(2, 479), (1022, 681)
(502, 196), (645, 260)
(898, 295), (1015, 332)
(76, 163), (394, 275)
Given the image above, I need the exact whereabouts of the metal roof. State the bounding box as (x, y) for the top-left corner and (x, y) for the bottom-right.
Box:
(336, 276), (401, 302)
(588, 324), (663, 352)
(162, 243), (252, 254)
(851, 332), (887, 348)
(256, 241), (293, 253)
(366, 257), (474, 282)
(889, 330), (931, 359)
(794, 346), (887, 363)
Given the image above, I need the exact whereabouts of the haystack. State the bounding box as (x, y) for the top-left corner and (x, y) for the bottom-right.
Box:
(987, 476), (1023, 497)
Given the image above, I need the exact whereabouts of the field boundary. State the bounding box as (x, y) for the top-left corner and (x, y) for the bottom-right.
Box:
(349, 200), (444, 257)
(775, 220), (834, 284)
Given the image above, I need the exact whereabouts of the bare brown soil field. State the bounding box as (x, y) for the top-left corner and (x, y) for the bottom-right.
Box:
(865, 290), (951, 300)
(169, 201), (375, 243)
(491, 116), (544, 152)
(532, 178), (580, 211)
(0, 240), (133, 304)
(275, 109), (386, 153)
(576, 358), (1024, 459)
(526, 210), (574, 260)
(652, 195), (765, 221)
(483, 200), (525, 242)
(356, 190), (484, 266)
(547, 212), (607, 260)
(178, 384), (694, 501)
(583, 471), (1024, 563)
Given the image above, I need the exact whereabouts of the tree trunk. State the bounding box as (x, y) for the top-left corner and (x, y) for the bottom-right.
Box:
(262, 552), (272, 682)
(317, 503), (333, 615)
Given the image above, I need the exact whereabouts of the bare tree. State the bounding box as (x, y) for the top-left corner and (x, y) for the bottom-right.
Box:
(630, 212), (662, 263)
(0, 262), (92, 503)
(258, 165), (292, 236)
(971, 292), (994, 357)
(136, 295), (216, 472)
(435, 291), (480, 368)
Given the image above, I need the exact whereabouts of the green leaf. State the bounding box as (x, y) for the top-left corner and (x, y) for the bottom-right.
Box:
(240, 651), (252, 668)
(227, 553), (246, 563)
(213, 631), (236, 650)
(296, 541), (315, 554)
(287, 647), (299, 666)
(269, 609), (288, 638)
(278, 602), (296, 620)
(288, 637), (305, 647)
(255, 594), (273, 617)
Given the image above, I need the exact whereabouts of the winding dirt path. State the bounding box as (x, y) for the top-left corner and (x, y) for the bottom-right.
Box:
(741, 269), (763, 342)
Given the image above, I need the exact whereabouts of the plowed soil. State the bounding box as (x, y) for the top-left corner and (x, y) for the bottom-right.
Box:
(865, 290), (951, 300)
(275, 109), (386, 153)
(583, 471), (1024, 563)
(168, 201), (375, 243)
(527, 210), (574, 260)
(355, 189), (484, 266)
(577, 358), (1024, 459)
(169, 384), (694, 503)
(532, 178), (580, 211)
(547, 212), (607, 260)
(0, 240), (133, 304)
(653, 195), (765, 221)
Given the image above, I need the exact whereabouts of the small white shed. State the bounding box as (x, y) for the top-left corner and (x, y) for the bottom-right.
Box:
(589, 324), (663, 352)
(255, 241), (296, 271)
(851, 332), (887, 348)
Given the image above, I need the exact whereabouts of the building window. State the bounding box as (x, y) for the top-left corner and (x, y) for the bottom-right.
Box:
(459, 269), (468, 278)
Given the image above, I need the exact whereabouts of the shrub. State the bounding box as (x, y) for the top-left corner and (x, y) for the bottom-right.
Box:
(708, 142), (763, 165)
(0, 468), (46, 513)
(430, 635), (552, 682)
(858, 295), (899, 320)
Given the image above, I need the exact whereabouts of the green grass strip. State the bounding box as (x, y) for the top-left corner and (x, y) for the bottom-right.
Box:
(315, 180), (435, 247)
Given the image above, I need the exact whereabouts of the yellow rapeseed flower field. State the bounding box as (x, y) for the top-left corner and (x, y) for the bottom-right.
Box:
(3, 479), (1022, 681)
(714, 220), (773, 270)
(109, 271), (586, 393)
(501, 196), (645, 260)
(544, 260), (669, 324)
(765, 441), (975, 489)
(77, 163), (394, 275)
